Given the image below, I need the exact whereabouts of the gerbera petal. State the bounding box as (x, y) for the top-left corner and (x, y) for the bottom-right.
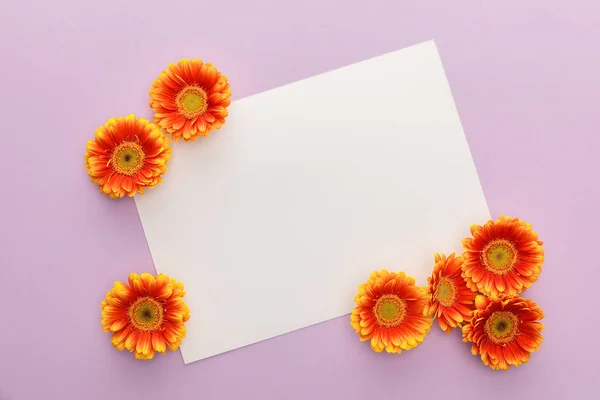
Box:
(140, 273), (157, 295)
(110, 317), (129, 332)
(137, 332), (152, 355)
(165, 309), (185, 323)
(437, 315), (451, 333)
(196, 117), (208, 133)
(494, 275), (506, 293)
(156, 283), (174, 301)
(203, 112), (216, 123)
(470, 266), (485, 283)
(516, 332), (542, 352)
(151, 332), (167, 353)
(452, 302), (473, 317)
(442, 307), (463, 323)
(514, 261), (535, 276)
(125, 330), (140, 351)
(134, 348), (156, 360)
(166, 338), (182, 352)
(207, 105), (228, 118)
(128, 273), (144, 295)
(111, 327), (131, 350)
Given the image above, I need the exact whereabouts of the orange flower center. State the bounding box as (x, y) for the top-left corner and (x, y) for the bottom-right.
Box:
(374, 294), (407, 328)
(484, 311), (519, 344)
(435, 277), (457, 307)
(481, 239), (518, 275)
(111, 141), (145, 176)
(176, 85), (208, 119)
(128, 297), (164, 332)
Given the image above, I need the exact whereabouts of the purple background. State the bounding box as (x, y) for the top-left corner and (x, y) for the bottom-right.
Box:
(1, 0), (598, 399)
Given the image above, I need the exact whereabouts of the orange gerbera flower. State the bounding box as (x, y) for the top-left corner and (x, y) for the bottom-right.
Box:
(350, 270), (433, 353)
(462, 294), (544, 370)
(84, 115), (171, 199)
(149, 59), (231, 142)
(101, 273), (190, 360)
(424, 253), (477, 333)
(462, 216), (544, 296)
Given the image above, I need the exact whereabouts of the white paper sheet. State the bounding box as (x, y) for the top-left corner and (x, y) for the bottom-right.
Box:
(135, 40), (490, 363)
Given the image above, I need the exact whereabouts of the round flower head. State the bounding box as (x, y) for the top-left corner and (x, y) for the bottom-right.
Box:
(462, 294), (544, 370)
(424, 253), (477, 333)
(350, 270), (433, 353)
(149, 59), (231, 142)
(84, 115), (171, 198)
(101, 273), (190, 360)
(462, 216), (544, 296)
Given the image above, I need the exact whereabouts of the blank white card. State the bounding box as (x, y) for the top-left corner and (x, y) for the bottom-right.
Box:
(135, 40), (490, 363)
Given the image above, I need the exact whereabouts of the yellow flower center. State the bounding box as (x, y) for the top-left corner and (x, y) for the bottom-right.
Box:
(374, 294), (407, 328)
(176, 85), (208, 119)
(435, 277), (457, 307)
(128, 297), (164, 332)
(484, 311), (519, 344)
(481, 239), (518, 275)
(110, 141), (145, 176)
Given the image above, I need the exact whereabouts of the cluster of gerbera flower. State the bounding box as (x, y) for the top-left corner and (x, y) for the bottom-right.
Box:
(350, 216), (545, 370)
(84, 59), (231, 198)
